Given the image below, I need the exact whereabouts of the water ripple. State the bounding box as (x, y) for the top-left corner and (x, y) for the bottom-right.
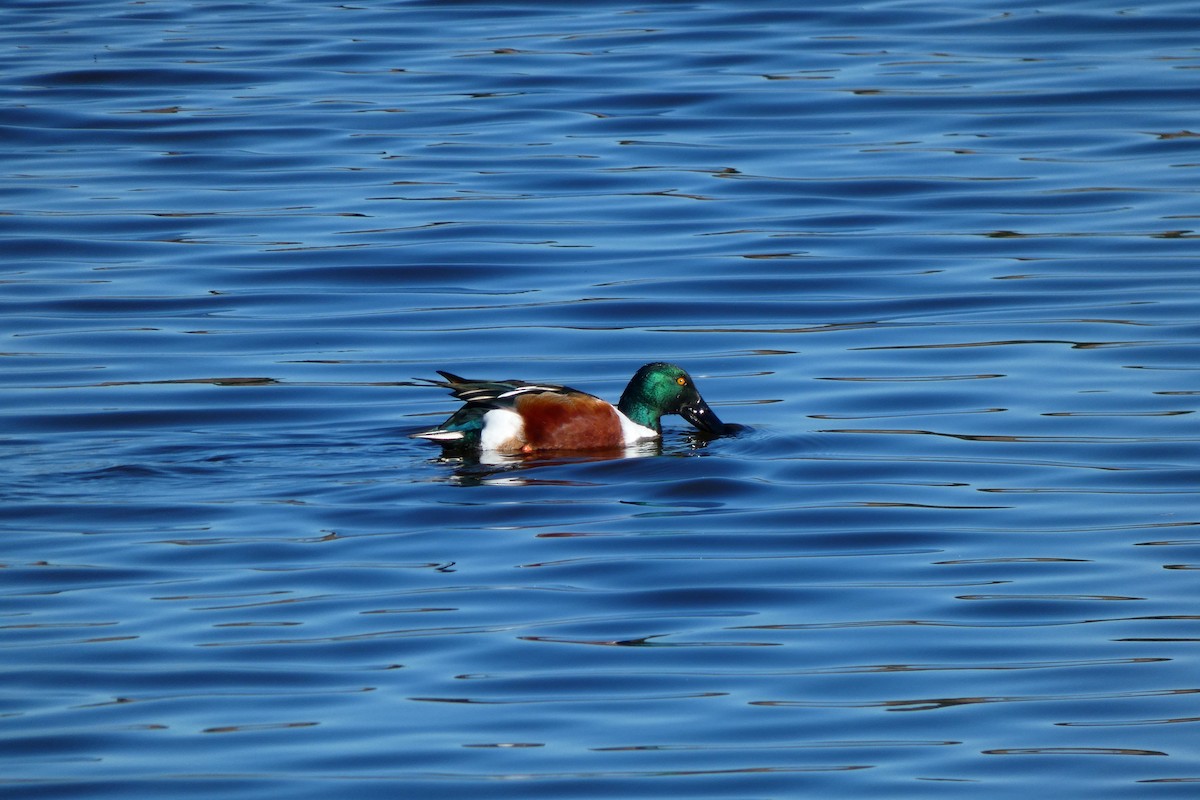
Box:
(4, 0), (1200, 797)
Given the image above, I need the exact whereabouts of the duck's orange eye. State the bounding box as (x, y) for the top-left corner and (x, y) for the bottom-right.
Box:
(677, 376), (687, 386)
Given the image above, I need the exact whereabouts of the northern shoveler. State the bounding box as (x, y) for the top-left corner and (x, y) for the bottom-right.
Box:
(412, 362), (729, 453)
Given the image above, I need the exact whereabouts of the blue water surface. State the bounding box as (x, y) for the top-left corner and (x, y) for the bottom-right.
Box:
(3, 1), (1199, 797)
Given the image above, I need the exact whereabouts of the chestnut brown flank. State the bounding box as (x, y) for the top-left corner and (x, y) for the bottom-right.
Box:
(515, 392), (622, 450)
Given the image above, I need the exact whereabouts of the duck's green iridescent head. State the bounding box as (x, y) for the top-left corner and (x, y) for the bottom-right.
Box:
(617, 362), (726, 434)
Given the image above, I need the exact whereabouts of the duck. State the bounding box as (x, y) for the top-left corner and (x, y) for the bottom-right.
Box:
(412, 362), (728, 453)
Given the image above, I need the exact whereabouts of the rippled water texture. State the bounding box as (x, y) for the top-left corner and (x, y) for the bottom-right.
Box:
(3, 1), (1199, 797)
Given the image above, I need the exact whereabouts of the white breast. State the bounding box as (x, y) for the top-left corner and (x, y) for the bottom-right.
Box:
(616, 410), (660, 444)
